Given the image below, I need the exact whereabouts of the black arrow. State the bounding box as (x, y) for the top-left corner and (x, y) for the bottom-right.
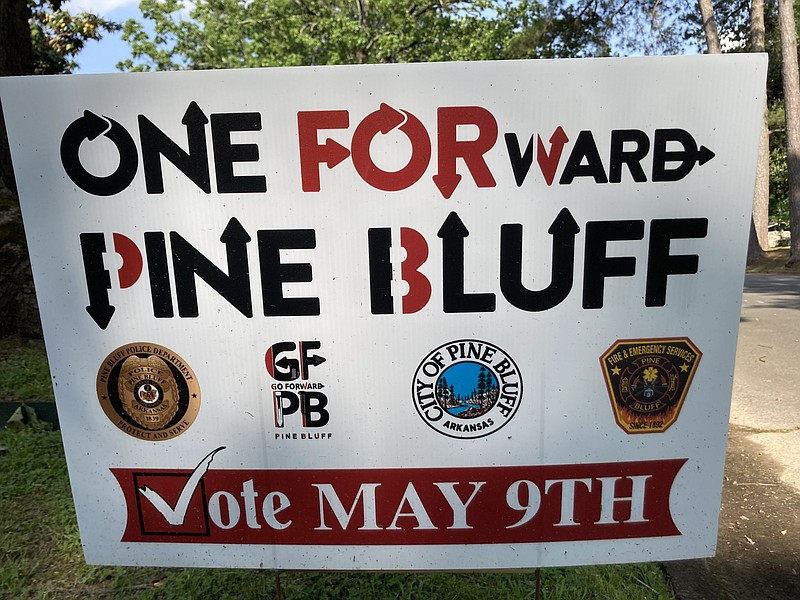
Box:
(697, 145), (715, 166)
(274, 355), (300, 380)
(437, 212), (495, 313)
(183, 101), (209, 129)
(171, 217), (252, 318)
(305, 354), (326, 368)
(140, 101), (210, 194)
(500, 208), (580, 312)
(219, 217), (253, 317)
(181, 101), (211, 191)
(652, 129), (715, 182)
(61, 111), (138, 196)
(80, 233), (115, 329)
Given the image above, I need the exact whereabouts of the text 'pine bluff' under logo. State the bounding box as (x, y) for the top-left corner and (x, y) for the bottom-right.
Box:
(600, 338), (701, 434)
(413, 339), (522, 439)
(96, 343), (200, 441)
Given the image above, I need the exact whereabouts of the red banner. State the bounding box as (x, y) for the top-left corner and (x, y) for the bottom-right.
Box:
(113, 455), (685, 545)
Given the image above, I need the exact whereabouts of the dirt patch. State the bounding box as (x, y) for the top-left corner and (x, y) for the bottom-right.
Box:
(663, 427), (800, 599)
(746, 247), (800, 273)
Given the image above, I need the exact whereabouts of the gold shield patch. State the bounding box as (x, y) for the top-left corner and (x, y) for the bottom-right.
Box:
(97, 343), (200, 441)
(600, 338), (701, 434)
(117, 354), (179, 430)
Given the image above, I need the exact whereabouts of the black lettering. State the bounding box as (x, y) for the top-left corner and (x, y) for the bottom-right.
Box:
(368, 227), (393, 315)
(645, 218), (708, 306)
(139, 102), (210, 194)
(609, 129), (649, 183)
(144, 232), (173, 318)
(504, 133), (534, 187)
(652, 129), (714, 182)
(80, 232), (115, 329)
(258, 229), (320, 316)
(500, 208), (579, 312)
(583, 220), (645, 309)
(559, 130), (608, 184)
(211, 112), (267, 193)
(302, 392), (329, 427)
(170, 217), (253, 318)
(438, 212), (495, 313)
(61, 111), (138, 196)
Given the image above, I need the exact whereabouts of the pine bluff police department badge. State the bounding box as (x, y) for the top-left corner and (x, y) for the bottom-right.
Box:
(600, 338), (701, 434)
(96, 343), (200, 441)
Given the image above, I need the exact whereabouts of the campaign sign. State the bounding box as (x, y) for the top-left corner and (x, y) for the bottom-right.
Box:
(0, 55), (766, 569)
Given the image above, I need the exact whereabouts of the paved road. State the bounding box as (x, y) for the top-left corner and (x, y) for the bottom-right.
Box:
(665, 273), (800, 599)
(733, 274), (800, 491)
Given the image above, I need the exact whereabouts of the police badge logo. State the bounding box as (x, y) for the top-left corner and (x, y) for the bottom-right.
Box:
(97, 343), (200, 441)
(600, 338), (701, 434)
(413, 339), (522, 439)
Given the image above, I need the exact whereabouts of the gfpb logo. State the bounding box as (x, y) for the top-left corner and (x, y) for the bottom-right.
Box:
(266, 341), (329, 429)
(413, 339), (522, 439)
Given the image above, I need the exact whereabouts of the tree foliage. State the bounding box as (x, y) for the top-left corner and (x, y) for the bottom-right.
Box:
(506, 0), (703, 57)
(120, 0), (526, 70)
(119, 0), (797, 232)
(120, 0), (702, 72)
(29, 0), (120, 74)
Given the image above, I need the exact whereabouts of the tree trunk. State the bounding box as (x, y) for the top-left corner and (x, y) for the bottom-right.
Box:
(698, 0), (721, 54)
(779, 0), (800, 265)
(354, 0), (369, 64)
(748, 0), (768, 263)
(0, 0), (40, 337)
(1, 0), (33, 193)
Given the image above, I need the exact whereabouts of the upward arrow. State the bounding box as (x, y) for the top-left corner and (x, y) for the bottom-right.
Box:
(182, 102), (210, 188)
(437, 212), (495, 313)
(182, 101), (209, 128)
(500, 208), (580, 312)
(537, 126), (569, 186)
(220, 216), (252, 245)
(171, 218), (253, 319)
(220, 218), (252, 317)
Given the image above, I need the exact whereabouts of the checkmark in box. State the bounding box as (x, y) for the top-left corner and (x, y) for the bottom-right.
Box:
(133, 472), (211, 537)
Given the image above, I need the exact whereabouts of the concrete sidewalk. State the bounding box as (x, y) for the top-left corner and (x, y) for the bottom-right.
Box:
(664, 273), (800, 599)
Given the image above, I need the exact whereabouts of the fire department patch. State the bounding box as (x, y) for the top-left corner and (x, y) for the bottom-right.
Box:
(600, 338), (701, 434)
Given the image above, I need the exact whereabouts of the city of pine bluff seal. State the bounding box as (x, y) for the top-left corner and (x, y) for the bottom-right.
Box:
(96, 343), (200, 441)
(413, 339), (522, 439)
(600, 337), (701, 434)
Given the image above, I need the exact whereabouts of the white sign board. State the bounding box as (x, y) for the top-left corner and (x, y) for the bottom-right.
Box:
(1, 55), (766, 570)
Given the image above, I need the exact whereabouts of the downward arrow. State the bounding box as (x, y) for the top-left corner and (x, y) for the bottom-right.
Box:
(432, 171), (462, 200)
(80, 232), (115, 329)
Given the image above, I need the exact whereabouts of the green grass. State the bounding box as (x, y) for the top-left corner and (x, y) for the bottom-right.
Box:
(0, 428), (675, 599)
(0, 335), (674, 598)
(0, 335), (54, 401)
